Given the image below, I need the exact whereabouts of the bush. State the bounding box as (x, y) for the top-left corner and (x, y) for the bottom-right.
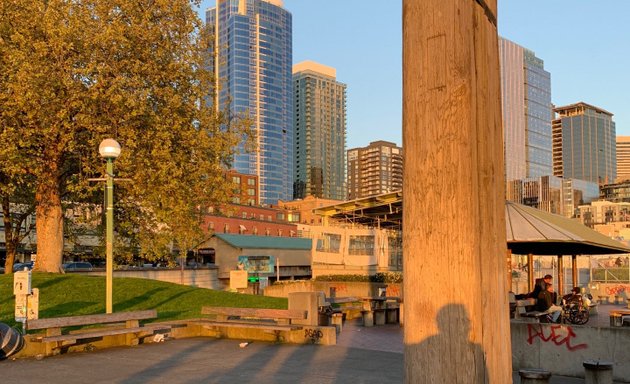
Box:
(314, 272), (403, 284)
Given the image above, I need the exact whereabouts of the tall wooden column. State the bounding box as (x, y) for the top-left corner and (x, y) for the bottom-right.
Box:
(403, 0), (511, 382)
(572, 255), (578, 288)
(557, 255), (564, 296)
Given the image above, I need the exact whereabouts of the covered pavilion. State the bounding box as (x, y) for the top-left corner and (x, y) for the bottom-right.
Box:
(313, 191), (630, 295)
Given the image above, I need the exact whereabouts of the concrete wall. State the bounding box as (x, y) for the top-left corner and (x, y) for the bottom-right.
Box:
(264, 280), (402, 299)
(511, 321), (630, 382)
(85, 268), (221, 290)
(589, 282), (630, 304)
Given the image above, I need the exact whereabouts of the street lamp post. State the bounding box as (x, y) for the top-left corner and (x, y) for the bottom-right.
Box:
(99, 139), (121, 314)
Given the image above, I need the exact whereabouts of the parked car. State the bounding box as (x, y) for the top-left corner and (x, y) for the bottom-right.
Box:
(13, 261), (34, 272)
(62, 262), (93, 272)
(0, 266), (4, 274)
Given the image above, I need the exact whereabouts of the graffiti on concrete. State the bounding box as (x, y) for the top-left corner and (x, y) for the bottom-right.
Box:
(304, 328), (323, 343)
(526, 324), (588, 352)
(604, 285), (630, 296)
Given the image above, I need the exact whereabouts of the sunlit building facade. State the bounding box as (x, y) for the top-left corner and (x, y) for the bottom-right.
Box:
(207, 0), (293, 205)
(499, 37), (553, 181)
(347, 141), (403, 199)
(616, 136), (630, 182)
(552, 102), (616, 184)
(293, 61), (346, 200)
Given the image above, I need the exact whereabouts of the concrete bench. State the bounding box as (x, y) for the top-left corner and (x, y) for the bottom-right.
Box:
(520, 311), (549, 323)
(199, 307), (306, 342)
(27, 310), (170, 356)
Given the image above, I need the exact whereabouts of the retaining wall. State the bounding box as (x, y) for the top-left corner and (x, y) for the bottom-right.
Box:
(84, 267), (221, 290)
(511, 321), (630, 382)
(264, 281), (402, 299)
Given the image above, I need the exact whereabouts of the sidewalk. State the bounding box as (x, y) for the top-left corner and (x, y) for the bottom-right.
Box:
(0, 316), (626, 383)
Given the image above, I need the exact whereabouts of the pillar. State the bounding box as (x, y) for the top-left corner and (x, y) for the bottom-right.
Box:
(403, 0), (512, 382)
(507, 249), (513, 292)
(572, 255), (578, 288)
(557, 255), (564, 296)
(528, 253), (535, 292)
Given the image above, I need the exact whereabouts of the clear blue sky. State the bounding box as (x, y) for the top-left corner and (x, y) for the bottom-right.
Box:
(197, 1), (630, 150)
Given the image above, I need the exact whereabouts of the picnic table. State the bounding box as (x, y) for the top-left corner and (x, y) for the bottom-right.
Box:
(360, 297), (401, 326)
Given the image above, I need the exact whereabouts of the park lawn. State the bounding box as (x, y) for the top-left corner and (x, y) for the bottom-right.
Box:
(0, 273), (287, 327)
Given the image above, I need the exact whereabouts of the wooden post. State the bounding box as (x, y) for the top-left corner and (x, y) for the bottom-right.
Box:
(572, 255), (578, 288)
(507, 249), (513, 292)
(528, 253), (535, 292)
(403, 0), (511, 382)
(557, 255), (564, 296)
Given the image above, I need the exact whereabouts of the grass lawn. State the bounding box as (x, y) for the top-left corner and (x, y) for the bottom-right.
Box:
(0, 273), (287, 327)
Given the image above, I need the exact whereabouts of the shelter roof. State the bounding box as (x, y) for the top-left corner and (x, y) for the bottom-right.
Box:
(214, 234), (312, 250)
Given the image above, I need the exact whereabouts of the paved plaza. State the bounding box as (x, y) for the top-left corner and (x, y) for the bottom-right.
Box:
(2, 313), (626, 383)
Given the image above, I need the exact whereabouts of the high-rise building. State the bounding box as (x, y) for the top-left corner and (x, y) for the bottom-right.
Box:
(616, 136), (630, 182)
(293, 61), (347, 200)
(552, 102), (616, 184)
(347, 141), (403, 200)
(499, 37), (553, 181)
(206, 0), (293, 205)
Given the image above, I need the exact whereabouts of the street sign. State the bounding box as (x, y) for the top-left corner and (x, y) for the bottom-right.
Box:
(247, 276), (260, 283)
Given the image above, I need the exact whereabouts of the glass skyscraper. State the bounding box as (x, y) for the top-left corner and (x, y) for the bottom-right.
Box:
(206, 0), (293, 205)
(499, 37), (552, 181)
(293, 61), (346, 200)
(552, 102), (616, 184)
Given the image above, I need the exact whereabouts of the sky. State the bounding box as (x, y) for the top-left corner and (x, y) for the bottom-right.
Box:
(197, 1), (630, 150)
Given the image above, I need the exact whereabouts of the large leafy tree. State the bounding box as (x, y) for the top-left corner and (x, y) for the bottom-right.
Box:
(0, 0), (245, 272)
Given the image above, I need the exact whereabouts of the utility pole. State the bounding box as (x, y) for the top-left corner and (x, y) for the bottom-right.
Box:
(402, 0), (512, 382)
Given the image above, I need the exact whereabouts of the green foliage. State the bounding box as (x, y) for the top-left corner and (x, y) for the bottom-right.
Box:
(0, 1), (251, 270)
(0, 273), (286, 327)
(314, 272), (403, 284)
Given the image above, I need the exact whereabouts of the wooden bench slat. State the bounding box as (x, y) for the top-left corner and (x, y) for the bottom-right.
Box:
(196, 320), (303, 332)
(28, 310), (158, 330)
(201, 307), (306, 320)
(36, 324), (171, 344)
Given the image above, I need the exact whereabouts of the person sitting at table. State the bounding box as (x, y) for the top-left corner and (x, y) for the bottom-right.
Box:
(516, 274), (553, 300)
(536, 283), (562, 322)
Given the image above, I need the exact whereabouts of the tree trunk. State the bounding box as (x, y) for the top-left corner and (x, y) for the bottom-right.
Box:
(34, 169), (64, 273)
(2, 197), (15, 274)
(403, 0), (511, 382)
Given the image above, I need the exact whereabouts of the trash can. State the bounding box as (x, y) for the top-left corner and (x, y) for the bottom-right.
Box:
(0, 323), (24, 360)
(610, 313), (623, 327)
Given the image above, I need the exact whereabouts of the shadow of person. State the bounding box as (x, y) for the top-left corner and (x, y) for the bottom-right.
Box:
(405, 304), (487, 382)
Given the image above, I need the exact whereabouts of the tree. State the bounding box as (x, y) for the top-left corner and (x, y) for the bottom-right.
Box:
(0, 0), (246, 272)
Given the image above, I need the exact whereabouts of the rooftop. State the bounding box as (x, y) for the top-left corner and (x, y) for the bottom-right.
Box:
(214, 233), (312, 250)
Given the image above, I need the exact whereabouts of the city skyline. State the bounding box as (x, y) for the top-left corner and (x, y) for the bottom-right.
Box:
(197, 1), (629, 150)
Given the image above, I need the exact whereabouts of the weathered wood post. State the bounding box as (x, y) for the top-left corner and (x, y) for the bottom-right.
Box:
(402, 0), (512, 382)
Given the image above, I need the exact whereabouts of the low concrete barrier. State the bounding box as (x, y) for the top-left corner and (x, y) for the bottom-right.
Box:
(265, 281), (402, 299)
(511, 321), (630, 382)
(85, 267), (221, 290)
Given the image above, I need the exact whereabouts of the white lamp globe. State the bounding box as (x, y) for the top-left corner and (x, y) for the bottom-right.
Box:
(99, 139), (121, 159)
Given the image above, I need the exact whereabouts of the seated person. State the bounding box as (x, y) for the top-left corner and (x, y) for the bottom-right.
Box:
(526, 274), (553, 299)
(536, 283), (562, 322)
(562, 286), (582, 304)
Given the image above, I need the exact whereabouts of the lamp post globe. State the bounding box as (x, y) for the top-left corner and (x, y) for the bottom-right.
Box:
(99, 139), (121, 159)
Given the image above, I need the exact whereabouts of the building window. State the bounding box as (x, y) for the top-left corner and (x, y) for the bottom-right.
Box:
(232, 176), (241, 184)
(316, 233), (341, 253)
(247, 188), (255, 196)
(348, 235), (375, 256)
(247, 178), (256, 186)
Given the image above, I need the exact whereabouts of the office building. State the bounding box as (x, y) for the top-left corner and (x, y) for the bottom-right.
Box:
(499, 37), (553, 181)
(293, 61), (347, 200)
(552, 102), (616, 184)
(347, 141), (403, 199)
(616, 136), (630, 182)
(206, 0), (293, 205)
(506, 175), (599, 218)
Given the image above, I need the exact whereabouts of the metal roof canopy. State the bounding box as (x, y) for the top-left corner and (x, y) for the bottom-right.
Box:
(314, 191), (630, 255)
(313, 191), (403, 229)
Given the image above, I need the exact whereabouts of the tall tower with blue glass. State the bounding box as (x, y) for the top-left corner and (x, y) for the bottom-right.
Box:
(207, 0), (293, 205)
